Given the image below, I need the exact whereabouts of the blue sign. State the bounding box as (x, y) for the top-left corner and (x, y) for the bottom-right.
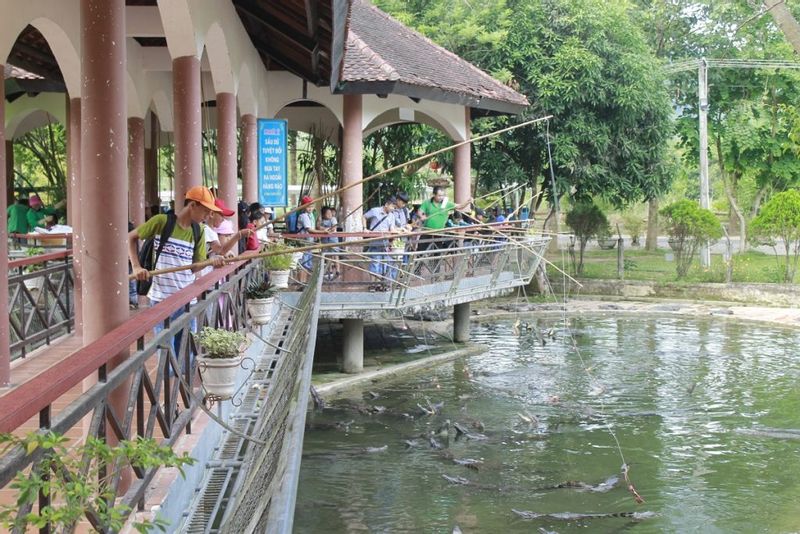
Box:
(257, 118), (288, 207)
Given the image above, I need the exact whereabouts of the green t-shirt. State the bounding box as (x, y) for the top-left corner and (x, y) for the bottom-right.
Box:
(7, 204), (30, 234)
(136, 214), (207, 301)
(420, 198), (456, 230)
(25, 207), (56, 229)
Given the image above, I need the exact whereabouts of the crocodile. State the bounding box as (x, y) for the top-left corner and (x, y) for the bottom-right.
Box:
(512, 509), (657, 521)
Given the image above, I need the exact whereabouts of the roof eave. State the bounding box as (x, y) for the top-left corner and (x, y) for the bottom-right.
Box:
(335, 80), (528, 116)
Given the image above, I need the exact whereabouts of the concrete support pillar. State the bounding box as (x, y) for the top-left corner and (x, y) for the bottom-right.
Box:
(128, 117), (145, 226)
(241, 114), (258, 204)
(341, 94), (363, 232)
(342, 319), (364, 374)
(453, 303), (470, 343)
(67, 98), (83, 335)
(0, 66), (10, 386)
(144, 112), (160, 210)
(172, 55), (201, 203)
(80, 0), (128, 364)
(217, 92), (237, 210)
(454, 107), (471, 205)
(5, 141), (12, 208)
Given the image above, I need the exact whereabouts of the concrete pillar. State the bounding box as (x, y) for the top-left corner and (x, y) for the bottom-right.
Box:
(217, 92), (237, 210)
(453, 107), (471, 205)
(341, 94), (363, 232)
(0, 66), (10, 386)
(128, 117), (145, 226)
(80, 0), (128, 370)
(172, 55), (201, 204)
(453, 303), (470, 343)
(5, 141), (12, 208)
(241, 114), (258, 204)
(67, 98), (83, 335)
(144, 112), (160, 210)
(453, 108), (471, 342)
(342, 319), (364, 374)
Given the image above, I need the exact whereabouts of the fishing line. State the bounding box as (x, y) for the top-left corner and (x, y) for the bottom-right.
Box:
(540, 119), (643, 503)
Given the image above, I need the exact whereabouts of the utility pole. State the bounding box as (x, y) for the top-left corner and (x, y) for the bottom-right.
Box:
(698, 58), (711, 268)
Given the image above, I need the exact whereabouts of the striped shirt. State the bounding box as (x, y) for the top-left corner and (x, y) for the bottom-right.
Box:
(136, 214), (206, 302)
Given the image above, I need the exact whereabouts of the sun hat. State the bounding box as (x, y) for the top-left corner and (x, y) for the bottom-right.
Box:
(185, 186), (222, 212)
(214, 198), (235, 217)
(397, 192), (409, 203)
(29, 195), (43, 208)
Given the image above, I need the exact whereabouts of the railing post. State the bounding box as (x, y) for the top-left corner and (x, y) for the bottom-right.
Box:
(0, 64), (10, 386)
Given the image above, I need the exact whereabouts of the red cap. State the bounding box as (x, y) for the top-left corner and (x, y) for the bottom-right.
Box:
(301, 196), (313, 205)
(214, 198), (235, 217)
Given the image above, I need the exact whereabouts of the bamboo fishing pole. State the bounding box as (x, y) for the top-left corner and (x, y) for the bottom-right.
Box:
(258, 115), (553, 230)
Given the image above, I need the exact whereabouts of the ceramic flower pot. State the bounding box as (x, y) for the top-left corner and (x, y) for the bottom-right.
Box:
(198, 354), (242, 400)
(270, 270), (291, 289)
(247, 297), (274, 325)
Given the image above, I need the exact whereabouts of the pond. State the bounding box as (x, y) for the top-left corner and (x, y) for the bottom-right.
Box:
(295, 315), (800, 533)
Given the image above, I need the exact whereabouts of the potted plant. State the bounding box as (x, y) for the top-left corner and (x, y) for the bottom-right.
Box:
(390, 237), (406, 255)
(23, 246), (46, 293)
(596, 226), (617, 250)
(263, 242), (294, 289)
(246, 278), (275, 325)
(196, 327), (248, 400)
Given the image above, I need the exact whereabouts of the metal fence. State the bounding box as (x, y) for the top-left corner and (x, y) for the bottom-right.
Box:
(215, 259), (323, 533)
(0, 260), (259, 532)
(8, 250), (74, 360)
(311, 233), (550, 313)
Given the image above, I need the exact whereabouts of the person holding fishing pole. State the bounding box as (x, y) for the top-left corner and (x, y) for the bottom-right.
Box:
(417, 185), (473, 251)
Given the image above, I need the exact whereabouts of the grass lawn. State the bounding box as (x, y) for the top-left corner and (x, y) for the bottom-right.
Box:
(545, 248), (792, 284)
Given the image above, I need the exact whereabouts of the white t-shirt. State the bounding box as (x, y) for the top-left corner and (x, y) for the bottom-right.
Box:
(198, 224), (219, 278)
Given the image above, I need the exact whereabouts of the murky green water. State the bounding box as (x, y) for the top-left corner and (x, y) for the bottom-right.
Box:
(295, 315), (800, 533)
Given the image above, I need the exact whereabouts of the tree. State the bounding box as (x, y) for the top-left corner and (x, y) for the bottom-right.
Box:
(374, 0), (675, 212)
(750, 189), (800, 282)
(764, 0), (800, 54)
(565, 201), (608, 274)
(661, 199), (722, 278)
(14, 122), (67, 204)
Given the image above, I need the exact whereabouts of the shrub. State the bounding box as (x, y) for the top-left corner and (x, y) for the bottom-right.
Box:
(262, 242), (294, 271)
(0, 432), (194, 533)
(24, 247), (46, 273)
(565, 201), (608, 274)
(622, 212), (645, 246)
(750, 189), (800, 283)
(195, 327), (247, 359)
(660, 200), (722, 278)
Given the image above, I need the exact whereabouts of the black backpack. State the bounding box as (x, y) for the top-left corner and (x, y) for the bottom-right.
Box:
(136, 212), (201, 295)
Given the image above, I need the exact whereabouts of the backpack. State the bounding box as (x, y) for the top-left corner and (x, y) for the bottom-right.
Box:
(286, 211), (300, 233)
(136, 212), (201, 295)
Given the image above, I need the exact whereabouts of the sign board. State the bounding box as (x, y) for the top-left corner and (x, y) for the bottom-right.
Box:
(257, 118), (288, 207)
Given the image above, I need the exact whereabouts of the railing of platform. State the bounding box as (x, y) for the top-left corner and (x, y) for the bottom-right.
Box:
(218, 259), (323, 534)
(288, 228), (549, 312)
(0, 259), (259, 532)
(8, 250), (75, 360)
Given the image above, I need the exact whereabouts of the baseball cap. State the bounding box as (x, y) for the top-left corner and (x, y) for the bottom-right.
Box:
(185, 186), (222, 213)
(301, 195), (313, 205)
(214, 198), (235, 217)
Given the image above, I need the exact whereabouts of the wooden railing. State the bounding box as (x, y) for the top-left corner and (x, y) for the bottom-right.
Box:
(0, 259), (259, 531)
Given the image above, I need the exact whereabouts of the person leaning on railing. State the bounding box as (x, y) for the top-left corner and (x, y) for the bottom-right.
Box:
(417, 185), (473, 251)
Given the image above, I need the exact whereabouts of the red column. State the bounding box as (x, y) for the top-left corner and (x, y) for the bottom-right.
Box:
(67, 98), (83, 336)
(454, 107), (471, 205)
(80, 0), (128, 349)
(173, 55), (201, 204)
(128, 117), (145, 226)
(241, 114), (257, 204)
(217, 92), (237, 210)
(0, 65), (9, 386)
(341, 94), (363, 232)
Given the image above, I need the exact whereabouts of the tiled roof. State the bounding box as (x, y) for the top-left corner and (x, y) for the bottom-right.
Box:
(338, 0), (529, 115)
